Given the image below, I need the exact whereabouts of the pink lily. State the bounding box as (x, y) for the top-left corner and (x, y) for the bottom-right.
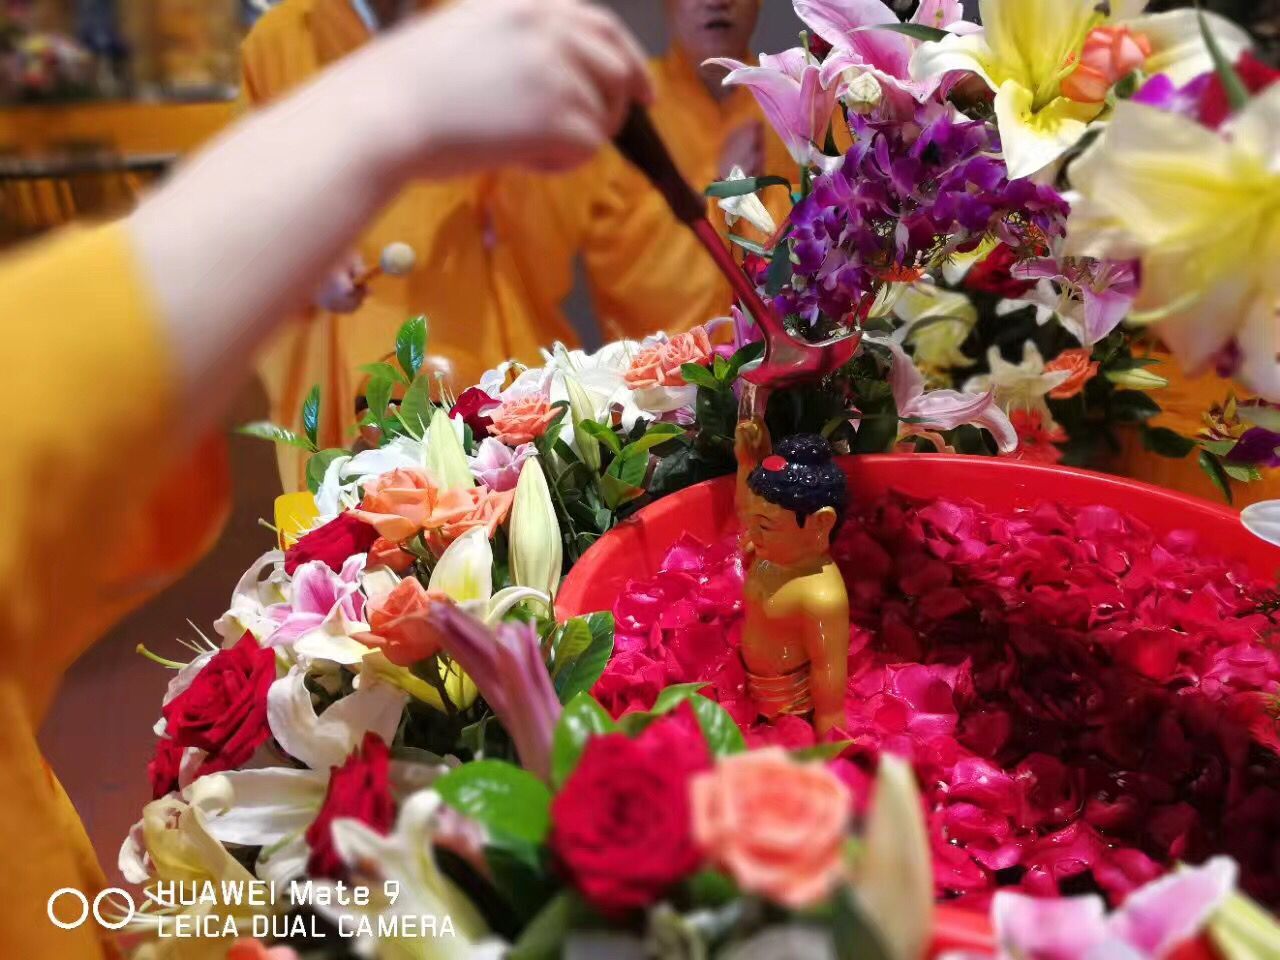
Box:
(706, 48), (838, 166)
(943, 857), (1237, 960)
(873, 334), (1018, 453)
(265, 556), (366, 648)
(1013, 258), (1140, 347)
(427, 604), (560, 783)
(469, 438), (535, 493)
(794, 0), (975, 111)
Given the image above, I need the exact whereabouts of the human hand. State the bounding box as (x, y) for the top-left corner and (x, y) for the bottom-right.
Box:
(367, 0), (654, 179)
(735, 418), (771, 467)
(313, 253), (368, 314)
(719, 120), (764, 179)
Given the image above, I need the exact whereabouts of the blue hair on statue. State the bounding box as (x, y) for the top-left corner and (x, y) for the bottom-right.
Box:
(747, 434), (847, 528)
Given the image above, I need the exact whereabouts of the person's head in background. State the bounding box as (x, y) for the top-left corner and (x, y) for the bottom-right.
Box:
(665, 0), (761, 65)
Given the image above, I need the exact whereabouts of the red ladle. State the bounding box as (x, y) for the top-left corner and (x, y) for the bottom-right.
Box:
(613, 106), (860, 389)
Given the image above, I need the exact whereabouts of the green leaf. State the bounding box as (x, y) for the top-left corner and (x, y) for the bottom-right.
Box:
(551, 618), (593, 676)
(833, 885), (894, 960)
(651, 683), (709, 714)
(704, 174), (791, 199)
(1110, 389), (1161, 423)
(1224, 463), (1262, 484)
(869, 21), (947, 43)
(683, 870), (738, 909)
(509, 892), (594, 960)
(484, 837), (554, 924)
(301, 385), (321, 447)
(1141, 425), (1196, 459)
(621, 423), (685, 459)
(600, 473), (646, 510)
(235, 421), (316, 452)
(681, 362), (720, 391)
(727, 340), (766, 379)
(791, 740), (854, 762)
(551, 692), (617, 786)
(713, 354), (731, 382)
(577, 418), (623, 457)
(607, 445), (651, 490)
(1238, 404), (1280, 432)
(305, 449), (346, 495)
(359, 360), (408, 386)
(1199, 450), (1234, 504)
(396, 315), (428, 380)
(687, 695), (746, 756)
(554, 612), (615, 703)
(398, 374), (434, 438)
(727, 234), (769, 256)
(1198, 6), (1249, 113)
(1200, 438), (1238, 457)
(434, 760), (552, 844)
(765, 237), (794, 295)
(363, 372), (395, 432)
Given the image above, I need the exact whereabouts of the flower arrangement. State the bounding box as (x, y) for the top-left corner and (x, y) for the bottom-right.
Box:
(121, 1), (1280, 958)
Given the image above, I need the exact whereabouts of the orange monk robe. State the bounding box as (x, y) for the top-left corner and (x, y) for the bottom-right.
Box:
(498, 48), (797, 345)
(241, 0), (578, 488)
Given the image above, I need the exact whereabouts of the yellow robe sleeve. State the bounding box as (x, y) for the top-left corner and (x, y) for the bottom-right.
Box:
(0, 224), (229, 960)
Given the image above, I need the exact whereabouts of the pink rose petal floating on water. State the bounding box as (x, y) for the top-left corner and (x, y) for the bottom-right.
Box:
(599, 493), (1280, 907)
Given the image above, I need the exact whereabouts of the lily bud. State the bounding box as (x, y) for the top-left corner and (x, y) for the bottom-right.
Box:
(426, 408), (475, 490)
(564, 374), (602, 471)
(843, 71), (883, 115)
(509, 458), (563, 602)
(717, 166), (778, 236)
(1106, 367), (1169, 390)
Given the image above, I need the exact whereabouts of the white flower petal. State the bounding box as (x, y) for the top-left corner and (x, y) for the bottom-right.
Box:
(267, 665), (406, 769)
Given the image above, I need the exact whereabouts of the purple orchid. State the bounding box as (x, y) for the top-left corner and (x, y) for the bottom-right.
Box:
(706, 47), (838, 166)
(873, 333), (1018, 453)
(1012, 257), (1139, 347)
(469, 438), (536, 493)
(943, 857), (1237, 960)
(1227, 426), (1280, 468)
(775, 104), (1069, 328)
(265, 555), (366, 648)
(428, 604), (560, 783)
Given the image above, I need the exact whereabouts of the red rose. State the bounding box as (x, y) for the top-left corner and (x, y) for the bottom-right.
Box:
(449, 387), (499, 438)
(161, 633), (276, 776)
(549, 706), (710, 913)
(148, 736), (183, 799)
(306, 732), (397, 879)
(964, 243), (1035, 299)
(1198, 52), (1280, 128)
(285, 511), (379, 576)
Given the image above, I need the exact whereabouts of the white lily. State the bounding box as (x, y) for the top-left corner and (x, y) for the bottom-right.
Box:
(509, 459), (563, 603)
(313, 791), (498, 960)
(425, 407), (474, 490)
(893, 282), (977, 373)
(266, 663), (407, 770)
(964, 342), (1071, 426)
(315, 435), (431, 521)
(1242, 501), (1280, 549)
(213, 549), (290, 643)
(187, 756), (452, 884)
(1066, 87), (1280, 399)
(910, 0), (1250, 179)
(718, 165), (778, 236)
(429, 527), (549, 623)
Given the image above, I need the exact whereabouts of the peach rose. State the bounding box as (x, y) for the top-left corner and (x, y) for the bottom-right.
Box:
(423, 486), (516, 551)
(1061, 26), (1151, 104)
(369, 536), (417, 573)
(691, 748), (850, 909)
(623, 327), (715, 390)
(350, 467), (438, 542)
(358, 577), (447, 667)
(1045, 348), (1100, 400)
(488, 393), (560, 446)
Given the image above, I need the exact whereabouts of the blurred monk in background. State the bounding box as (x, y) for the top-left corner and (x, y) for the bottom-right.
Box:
(242, 0), (794, 490)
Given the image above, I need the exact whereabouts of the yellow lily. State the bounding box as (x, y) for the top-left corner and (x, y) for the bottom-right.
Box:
(1065, 86), (1280, 399)
(911, 0), (1250, 180)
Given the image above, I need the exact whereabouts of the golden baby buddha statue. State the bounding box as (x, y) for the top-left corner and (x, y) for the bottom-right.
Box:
(735, 417), (850, 736)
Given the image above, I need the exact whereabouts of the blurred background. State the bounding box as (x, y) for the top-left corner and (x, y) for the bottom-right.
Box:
(13, 0), (1274, 883)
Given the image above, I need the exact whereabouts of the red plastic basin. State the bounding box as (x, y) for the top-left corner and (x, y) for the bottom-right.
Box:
(557, 455), (1280, 958)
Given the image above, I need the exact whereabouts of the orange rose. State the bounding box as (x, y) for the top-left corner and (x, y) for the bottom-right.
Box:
(369, 536), (417, 573)
(359, 577), (447, 667)
(350, 467), (438, 542)
(423, 486), (516, 551)
(1061, 26), (1152, 104)
(488, 393), (560, 446)
(623, 327), (715, 390)
(691, 748), (850, 909)
(1045, 348), (1100, 400)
